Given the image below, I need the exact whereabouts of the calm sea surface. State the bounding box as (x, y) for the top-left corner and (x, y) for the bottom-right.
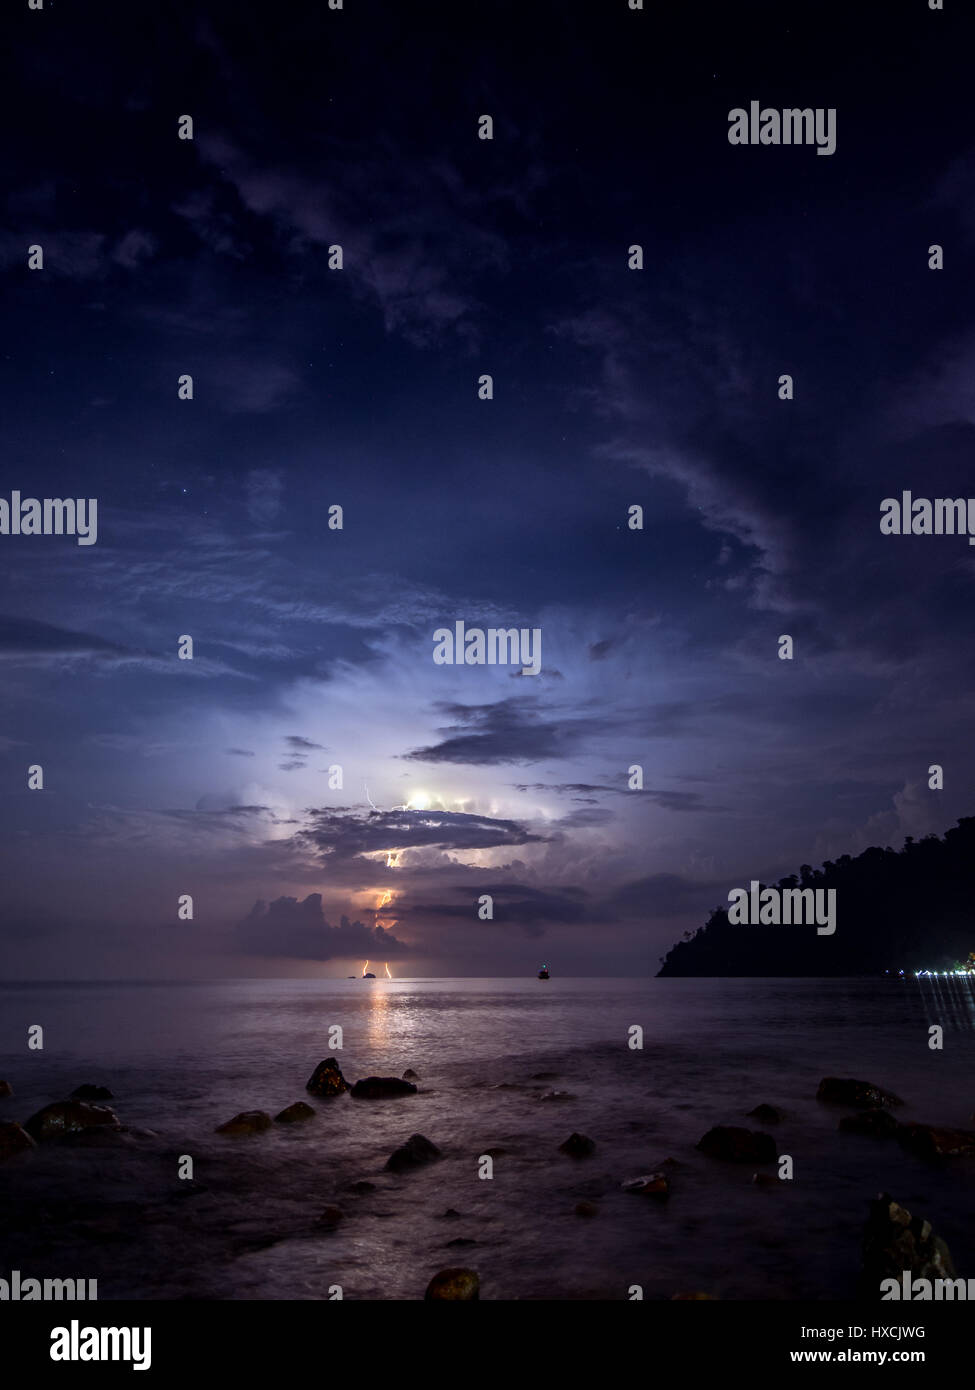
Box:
(1, 977), (973, 1300)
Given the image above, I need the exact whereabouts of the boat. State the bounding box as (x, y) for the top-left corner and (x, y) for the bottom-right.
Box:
(537, 965), (550, 979)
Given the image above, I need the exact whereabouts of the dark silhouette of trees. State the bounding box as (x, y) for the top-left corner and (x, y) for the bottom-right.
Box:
(656, 817), (975, 976)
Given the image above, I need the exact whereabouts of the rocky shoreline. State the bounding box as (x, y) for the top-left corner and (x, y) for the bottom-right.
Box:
(2, 1060), (971, 1300)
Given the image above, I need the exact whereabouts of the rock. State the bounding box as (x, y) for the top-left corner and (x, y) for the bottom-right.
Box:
(402, 1068), (420, 1081)
(275, 1101), (316, 1124)
(697, 1126), (776, 1163)
(347, 1180), (376, 1194)
(440, 1208), (462, 1220)
(0, 1121), (36, 1160)
(539, 1090), (575, 1102)
(622, 1172), (669, 1199)
(0, 1081), (13, 1099)
(558, 1132), (595, 1158)
(574, 1200), (598, 1218)
(70, 1084), (113, 1101)
(385, 1133), (442, 1171)
(215, 1110), (272, 1135)
(24, 1101), (121, 1142)
(317, 1205), (344, 1228)
(751, 1172), (778, 1187)
(839, 1108), (899, 1138)
(445, 1237), (477, 1248)
(896, 1123), (975, 1158)
(424, 1267), (479, 1300)
(531, 1071), (559, 1080)
(305, 1058), (349, 1097)
(817, 1077), (903, 1108)
(350, 1076), (417, 1100)
(860, 1193), (955, 1297)
(747, 1104), (783, 1123)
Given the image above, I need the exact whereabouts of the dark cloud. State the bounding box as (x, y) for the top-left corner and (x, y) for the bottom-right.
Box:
(405, 699), (577, 766)
(237, 893), (408, 961)
(298, 806), (544, 860)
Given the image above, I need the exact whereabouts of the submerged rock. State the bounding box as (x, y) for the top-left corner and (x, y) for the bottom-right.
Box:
(305, 1058), (349, 1097)
(385, 1133), (442, 1171)
(70, 1084), (113, 1101)
(402, 1068), (420, 1081)
(351, 1076), (417, 1099)
(424, 1267), (479, 1300)
(440, 1208), (462, 1220)
(574, 1200), (599, 1218)
(215, 1110), (272, 1135)
(747, 1104), (783, 1124)
(622, 1172), (670, 1199)
(751, 1172), (778, 1187)
(697, 1126), (776, 1163)
(275, 1101), (316, 1124)
(860, 1193), (955, 1297)
(897, 1123), (975, 1158)
(0, 1121), (35, 1160)
(0, 1081), (13, 1099)
(817, 1077), (903, 1108)
(839, 1108), (899, 1138)
(24, 1101), (121, 1142)
(317, 1205), (344, 1228)
(558, 1132), (595, 1158)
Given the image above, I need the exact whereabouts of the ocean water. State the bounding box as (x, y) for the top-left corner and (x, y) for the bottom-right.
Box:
(1, 977), (974, 1301)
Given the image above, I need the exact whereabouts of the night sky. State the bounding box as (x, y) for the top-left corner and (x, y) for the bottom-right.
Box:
(2, 0), (973, 977)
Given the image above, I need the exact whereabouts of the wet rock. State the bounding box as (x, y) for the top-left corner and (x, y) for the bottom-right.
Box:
(275, 1101), (316, 1124)
(402, 1068), (420, 1081)
(897, 1123), (975, 1158)
(24, 1101), (121, 1142)
(839, 1108), (899, 1138)
(574, 1200), (598, 1218)
(0, 1081), (13, 1099)
(70, 1084), (113, 1101)
(817, 1077), (903, 1108)
(539, 1090), (575, 1102)
(622, 1172), (670, 1199)
(347, 1180), (376, 1195)
(215, 1110), (272, 1135)
(440, 1208), (462, 1220)
(747, 1104), (783, 1124)
(317, 1205), (344, 1229)
(385, 1133), (442, 1171)
(305, 1058), (349, 1097)
(697, 1126), (776, 1163)
(860, 1193), (955, 1298)
(0, 1121), (36, 1160)
(351, 1076), (417, 1100)
(558, 1132), (595, 1158)
(424, 1267), (479, 1300)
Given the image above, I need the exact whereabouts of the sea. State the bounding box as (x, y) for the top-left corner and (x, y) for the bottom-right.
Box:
(1, 976), (974, 1301)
